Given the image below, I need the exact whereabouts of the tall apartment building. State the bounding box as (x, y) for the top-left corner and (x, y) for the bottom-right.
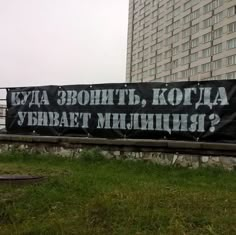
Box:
(0, 105), (6, 129)
(126, 0), (236, 83)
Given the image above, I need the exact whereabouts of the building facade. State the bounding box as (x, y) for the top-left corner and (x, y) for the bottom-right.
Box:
(0, 105), (6, 129)
(126, 0), (236, 83)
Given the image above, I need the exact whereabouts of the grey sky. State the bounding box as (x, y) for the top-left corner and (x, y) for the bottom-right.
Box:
(0, 0), (129, 87)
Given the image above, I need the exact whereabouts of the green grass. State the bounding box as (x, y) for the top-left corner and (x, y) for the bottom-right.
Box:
(0, 150), (235, 235)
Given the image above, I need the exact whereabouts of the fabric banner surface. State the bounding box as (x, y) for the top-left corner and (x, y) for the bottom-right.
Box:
(6, 80), (236, 142)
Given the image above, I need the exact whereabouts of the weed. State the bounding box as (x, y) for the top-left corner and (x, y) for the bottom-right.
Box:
(0, 150), (235, 235)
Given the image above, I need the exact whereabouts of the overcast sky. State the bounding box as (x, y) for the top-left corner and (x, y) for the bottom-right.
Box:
(0, 0), (129, 88)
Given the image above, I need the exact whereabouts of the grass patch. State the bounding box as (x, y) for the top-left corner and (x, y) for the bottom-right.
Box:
(0, 150), (235, 235)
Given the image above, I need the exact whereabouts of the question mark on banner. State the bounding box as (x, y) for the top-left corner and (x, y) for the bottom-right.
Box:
(209, 114), (220, 133)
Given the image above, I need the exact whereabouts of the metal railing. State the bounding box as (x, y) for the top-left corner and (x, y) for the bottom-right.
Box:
(0, 88), (7, 130)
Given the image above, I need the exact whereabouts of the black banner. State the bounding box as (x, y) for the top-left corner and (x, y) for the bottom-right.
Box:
(6, 80), (236, 142)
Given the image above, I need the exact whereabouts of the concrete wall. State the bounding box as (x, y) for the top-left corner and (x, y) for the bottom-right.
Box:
(0, 134), (235, 170)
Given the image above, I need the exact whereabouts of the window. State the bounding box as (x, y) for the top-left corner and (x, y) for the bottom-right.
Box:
(151, 45), (156, 52)
(204, 2), (213, 14)
(202, 48), (211, 58)
(165, 36), (172, 46)
(0, 106), (5, 116)
(134, 22), (139, 31)
(183, 28), (191, 38)
(134, 12), (138, 20)
(202, 63), (211, 73)
(228, 22), (236, 33)
(164, 62), (171, 71)
(191, 52), (198, 62)
(164, 75), (171, 81)
(166, 24), (173, 33)
(182, 41), (190, 51)
(192, 23), (200, 34)
(170, 73), (178, 81)
(152, 0), (159, 7)
(172, 59), (179, 69)
(226, 72), (236, 79)
(181, 69), (189, 78)
(184, 1), (192, 10)
(144, 37), (149, 45)
(143, 59), (148, 67)
(149, 68), (156, 75)
(172, 46), (179, 56)
(137, 73), (142, 80)
(192, 9), (200, 21)
(157, 42), (163, 50)
(212, 75), (223, 80)
(173, 33), (179, 43)
(156, 53), (162, 62)
(152, 21), (158, 29)
(139, 18), (144, 27)
(203, 0), (224, 14)
(132, 64), (137, 72)
(150, 56), (156, 64)
(184, 10), (200, 24)
(139, 30), (144, 37)
(133, 42), (138, 50)
(138, 62), (143, 69)
(184, 0), (200, 11)
(158, 29), (164, 37)
(152, 9), (158, 18)
(167, 0), (174, 8)
(174, 7), (181, 17)
(173, 20), (180, 29)
(203, 12), (223, 29)
(190, 66), (199, 76)
(228, 6), (236, 17)
(132, 53), (138, 61)
(165, 49), (172, 59)
(182, 55), (190, 65)
(183, 14), (191, 24)
(191, 38), (199, 48)
(203, 18), (212, 29)
(156, 65), (162, 74)
(133, 31), (138, 40)
(143, 48), (149, 56)
(213, 43), (222, 54)
(139, 7), (145, 15)
(227, 55), (236, 65)
(213, 27), (223, 39)
(143, 71), (148, 78)
(151, 33), (157, 41)
(227, 38), (236, 49)
(138, 51), (143, 59)
(167, 12), (173, 20)
(214, 0), (224, 8)
(212, 59), (222, 70)
(203, 32), (212, 43)
(212, 12), (224, 25)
